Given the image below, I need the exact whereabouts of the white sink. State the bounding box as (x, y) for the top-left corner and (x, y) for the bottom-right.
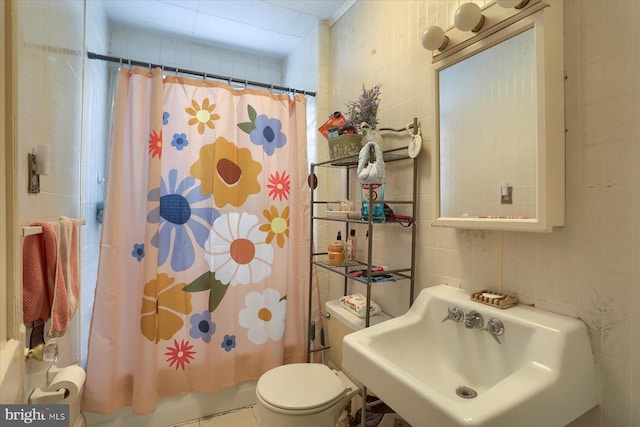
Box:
(342, 285), (598, 427)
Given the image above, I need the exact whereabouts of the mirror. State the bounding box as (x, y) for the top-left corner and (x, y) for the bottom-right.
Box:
(439, 28), (536, 220)
(432, 2), (564, 232)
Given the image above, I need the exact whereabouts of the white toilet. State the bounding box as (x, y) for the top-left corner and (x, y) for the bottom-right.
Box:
(256, 299), (391, 427)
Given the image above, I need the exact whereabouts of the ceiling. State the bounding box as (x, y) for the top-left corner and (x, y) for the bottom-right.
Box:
(100, 0), (355, 57)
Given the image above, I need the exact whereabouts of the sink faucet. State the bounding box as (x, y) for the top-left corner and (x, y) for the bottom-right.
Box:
(487, 318), (505, 344)
(441, 306), (464, 323)
(444, 308), (504, 343)
(464, 310), (484, 329)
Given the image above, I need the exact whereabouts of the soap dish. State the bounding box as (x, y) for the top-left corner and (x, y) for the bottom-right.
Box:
(470, 290), (518, 309)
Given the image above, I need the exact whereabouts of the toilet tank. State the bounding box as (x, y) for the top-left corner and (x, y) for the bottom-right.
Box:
(325, 299), (391, 370)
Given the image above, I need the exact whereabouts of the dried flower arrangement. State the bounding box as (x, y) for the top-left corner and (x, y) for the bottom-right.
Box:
(344, 83), (382, 134)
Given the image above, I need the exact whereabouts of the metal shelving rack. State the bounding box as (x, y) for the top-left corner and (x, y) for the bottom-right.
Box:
(306, 144), (418, 362)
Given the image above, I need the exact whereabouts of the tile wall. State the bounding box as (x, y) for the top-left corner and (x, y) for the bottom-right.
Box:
(108, 26), (284, 87)
(15, 0), (85, 392)
(81, 0), (110, 368)
(326, 1), (640, 426)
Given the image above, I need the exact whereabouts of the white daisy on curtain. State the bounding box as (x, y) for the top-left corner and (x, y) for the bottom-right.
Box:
(239, 288), (286, 345)
(204, 212), (274, 285)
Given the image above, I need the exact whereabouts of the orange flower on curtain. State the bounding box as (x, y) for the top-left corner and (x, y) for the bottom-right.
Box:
(190, 136), (262, 208)
(260, 205), (289, 248)
(148, 129), (162, 158)
(140, 273), (193, 343)
(185, 98), (220, 134)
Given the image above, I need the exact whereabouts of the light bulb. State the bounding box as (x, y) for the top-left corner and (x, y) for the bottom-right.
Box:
(454, 2), (485, 33)
(421, 26), (449, 51)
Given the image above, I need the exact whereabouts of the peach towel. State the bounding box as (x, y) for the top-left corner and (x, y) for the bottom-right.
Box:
(23, 219), (80, 336)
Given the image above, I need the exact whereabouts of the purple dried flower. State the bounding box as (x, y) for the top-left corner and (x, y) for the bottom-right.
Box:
(345, 83), (382, 133)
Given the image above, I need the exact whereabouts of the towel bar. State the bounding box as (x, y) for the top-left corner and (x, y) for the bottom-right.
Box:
(22, 218), (86, 237)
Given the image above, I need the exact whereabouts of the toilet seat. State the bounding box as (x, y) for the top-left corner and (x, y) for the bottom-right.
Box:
(256, 363), (347, 414)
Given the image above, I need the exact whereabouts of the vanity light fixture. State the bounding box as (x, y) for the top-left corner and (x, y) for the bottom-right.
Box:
(424, 0), (543, 62)
(28, 144), (51, 193)
(497, 0), (530, 9)
(421, 26), (449, 51)
(454, 2), (486, 33)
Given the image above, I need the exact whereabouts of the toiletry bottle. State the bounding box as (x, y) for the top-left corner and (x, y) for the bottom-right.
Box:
(336, 231), (346, 260)
(360, 183), (386, 223)
(327, 244), (344, 265)
(328, 231), (345, 266)
(347, 229), (357, 261)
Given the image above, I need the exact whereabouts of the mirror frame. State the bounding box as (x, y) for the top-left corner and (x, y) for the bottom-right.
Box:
(431, 1), (564, 232)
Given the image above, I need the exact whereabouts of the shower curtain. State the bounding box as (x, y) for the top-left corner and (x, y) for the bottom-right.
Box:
(83, 67), (310, 415)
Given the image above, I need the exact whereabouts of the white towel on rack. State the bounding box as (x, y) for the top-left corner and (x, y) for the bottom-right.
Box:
(357, 141), (385, 183)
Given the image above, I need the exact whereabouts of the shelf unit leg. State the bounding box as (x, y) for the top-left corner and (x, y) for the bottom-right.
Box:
(360, 385), (367, 427)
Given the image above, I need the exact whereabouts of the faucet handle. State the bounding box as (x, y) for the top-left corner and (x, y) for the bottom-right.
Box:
(441, 306), (464, 323)
(464, 310), (484, 329)
(486, 318), (505, 344)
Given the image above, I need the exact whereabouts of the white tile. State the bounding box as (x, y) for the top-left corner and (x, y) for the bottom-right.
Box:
(199, 407), (258, 427)
(603, 1), (633, 57)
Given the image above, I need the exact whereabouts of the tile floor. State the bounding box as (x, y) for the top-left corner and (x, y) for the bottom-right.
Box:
(169, 405), (355, 427)
(169, 405), (408, 427)
(171, 406), (260, 427)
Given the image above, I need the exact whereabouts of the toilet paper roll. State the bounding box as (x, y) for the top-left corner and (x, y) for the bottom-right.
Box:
(46, 365), (86, 401)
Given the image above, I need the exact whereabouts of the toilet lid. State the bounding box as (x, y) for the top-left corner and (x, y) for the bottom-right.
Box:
(257, 363), (346, 411)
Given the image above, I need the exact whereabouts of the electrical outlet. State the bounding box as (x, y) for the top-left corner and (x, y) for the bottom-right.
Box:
(501, 186), (513, 204)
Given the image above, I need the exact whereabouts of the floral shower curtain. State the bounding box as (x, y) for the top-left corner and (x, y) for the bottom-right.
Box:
(83, 67), (310, 415)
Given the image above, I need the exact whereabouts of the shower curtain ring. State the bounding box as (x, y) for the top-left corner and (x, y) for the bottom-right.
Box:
(269, 84), (274, 93)
(175, 67), (179, 77)
(203, 72), (207, 81)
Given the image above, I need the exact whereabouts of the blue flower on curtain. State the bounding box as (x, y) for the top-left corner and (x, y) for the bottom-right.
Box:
(251, 115), (286, 155)
(171, 133), (189, 151)
(238, 105), (287, 156)
(147, 169), (220, 271)
(163, 111), (170, 125)
(221, 334), (236, 352)
(131, 243), (145, 261)
(189, 310), (216, 343)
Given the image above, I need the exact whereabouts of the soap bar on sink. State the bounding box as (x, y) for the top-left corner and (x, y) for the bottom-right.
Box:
(482, 292), (505, 300)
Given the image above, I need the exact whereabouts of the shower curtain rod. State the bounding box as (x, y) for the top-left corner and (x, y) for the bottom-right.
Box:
(87, 51), (317, 97)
